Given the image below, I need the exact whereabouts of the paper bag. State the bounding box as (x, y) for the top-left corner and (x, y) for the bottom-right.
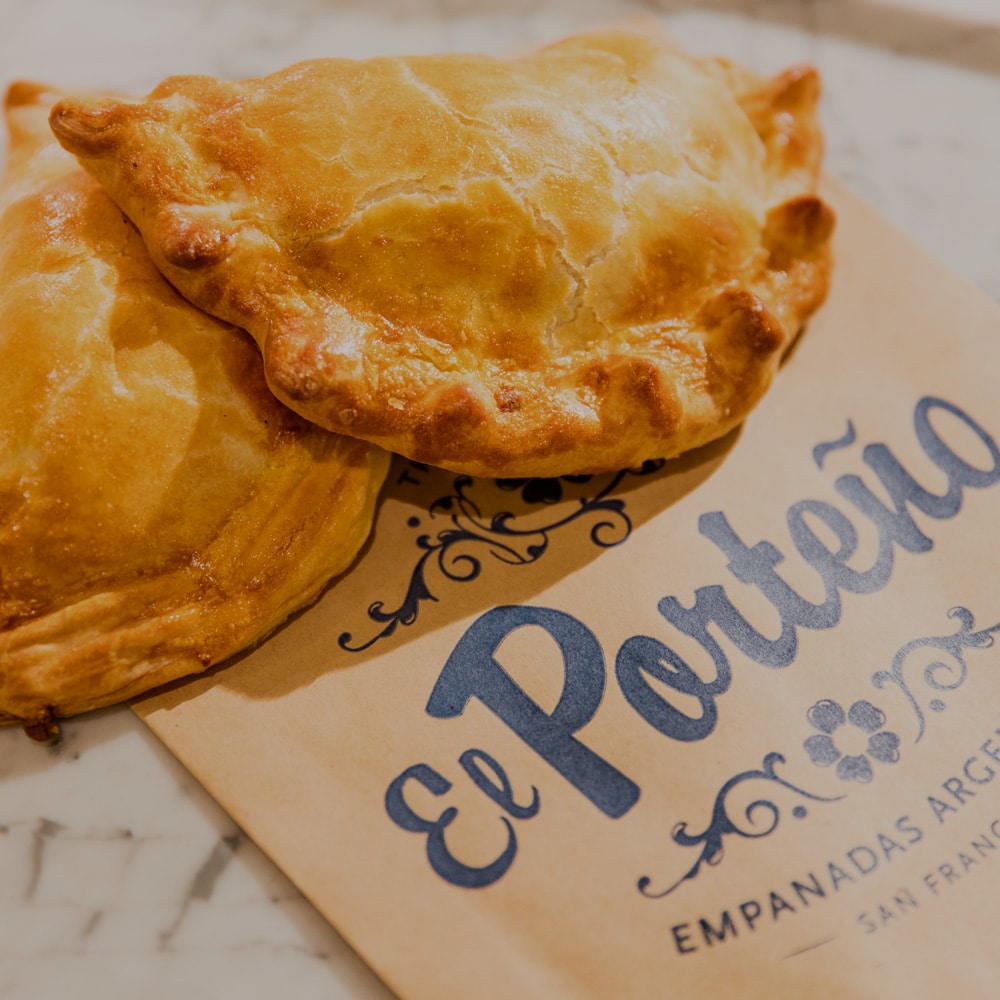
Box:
(135, 179), (1000, 999)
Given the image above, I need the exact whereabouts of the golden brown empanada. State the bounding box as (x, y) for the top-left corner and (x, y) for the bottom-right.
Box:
(0, 83), (390, 739)
(50, 28), (834, 478)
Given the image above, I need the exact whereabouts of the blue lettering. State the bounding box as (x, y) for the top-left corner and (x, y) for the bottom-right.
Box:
(384, 763), (517, 888)
(615, 635), (721, 742)
(425, 605), (640, 818)
(458, 748), (540, 820)
(387, 398), (1000, 886)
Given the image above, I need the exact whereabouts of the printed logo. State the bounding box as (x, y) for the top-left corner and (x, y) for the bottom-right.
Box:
(380, 397), (1000, 895)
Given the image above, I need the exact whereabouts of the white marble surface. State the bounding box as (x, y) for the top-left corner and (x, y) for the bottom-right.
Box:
(1, 1), (998, 997)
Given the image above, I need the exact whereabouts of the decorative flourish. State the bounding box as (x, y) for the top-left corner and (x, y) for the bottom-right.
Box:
(339, 462), (665, 652)
(637, 752), (843, 899)
(803, 698), (900, 784)
(871, 607), (1000, 742)
(494, 476), (593, 506)
(812, 419), (856, 470)
(640, 605), (1000, 901)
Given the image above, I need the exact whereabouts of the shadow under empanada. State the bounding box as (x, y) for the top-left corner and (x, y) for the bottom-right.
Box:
(133, 426), (740, 712)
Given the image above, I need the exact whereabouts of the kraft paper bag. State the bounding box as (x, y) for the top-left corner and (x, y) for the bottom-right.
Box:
(135, 178), (1000, 999)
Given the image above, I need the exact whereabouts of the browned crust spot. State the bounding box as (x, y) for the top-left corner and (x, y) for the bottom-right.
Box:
(411, 385), (489, 463)
(160, 214), (233, 269)
(701, 289), (787, 360)
(22, 707), (59, 743)
(764, 194), (836, 267)
(5, 81), (51, 110)
(48, 99), (120, 155)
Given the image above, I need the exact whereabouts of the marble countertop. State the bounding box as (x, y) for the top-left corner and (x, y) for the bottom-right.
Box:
(2, 2), (998, 997)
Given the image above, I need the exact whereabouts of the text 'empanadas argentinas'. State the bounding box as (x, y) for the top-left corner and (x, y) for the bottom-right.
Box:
(0, 83), (389, 738)
(50, 28), (834, 479)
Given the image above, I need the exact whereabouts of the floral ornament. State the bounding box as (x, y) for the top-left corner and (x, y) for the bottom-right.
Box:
(637, 752), (844, 899)
(339, 462), (665, 652)
(871, 606), (1000, 742)
(803, 699), (900, 783)
(495, 475), (594, 506)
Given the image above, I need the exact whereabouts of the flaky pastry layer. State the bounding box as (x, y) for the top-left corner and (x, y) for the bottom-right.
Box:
(50, 28), (834, 478)
(0, 83), (390, 738)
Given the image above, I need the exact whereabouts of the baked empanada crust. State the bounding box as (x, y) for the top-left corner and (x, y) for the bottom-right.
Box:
(0, 83), (389, 738)
(51, 28), (834, 478)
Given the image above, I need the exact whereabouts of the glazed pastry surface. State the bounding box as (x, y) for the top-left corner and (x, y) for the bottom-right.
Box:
(51, 28), (834, 477)
(0, 83), (389, 737)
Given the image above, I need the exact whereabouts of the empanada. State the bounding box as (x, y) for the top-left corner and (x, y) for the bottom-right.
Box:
(50, 28), (834, 478)
(0, 83), (390, 739)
